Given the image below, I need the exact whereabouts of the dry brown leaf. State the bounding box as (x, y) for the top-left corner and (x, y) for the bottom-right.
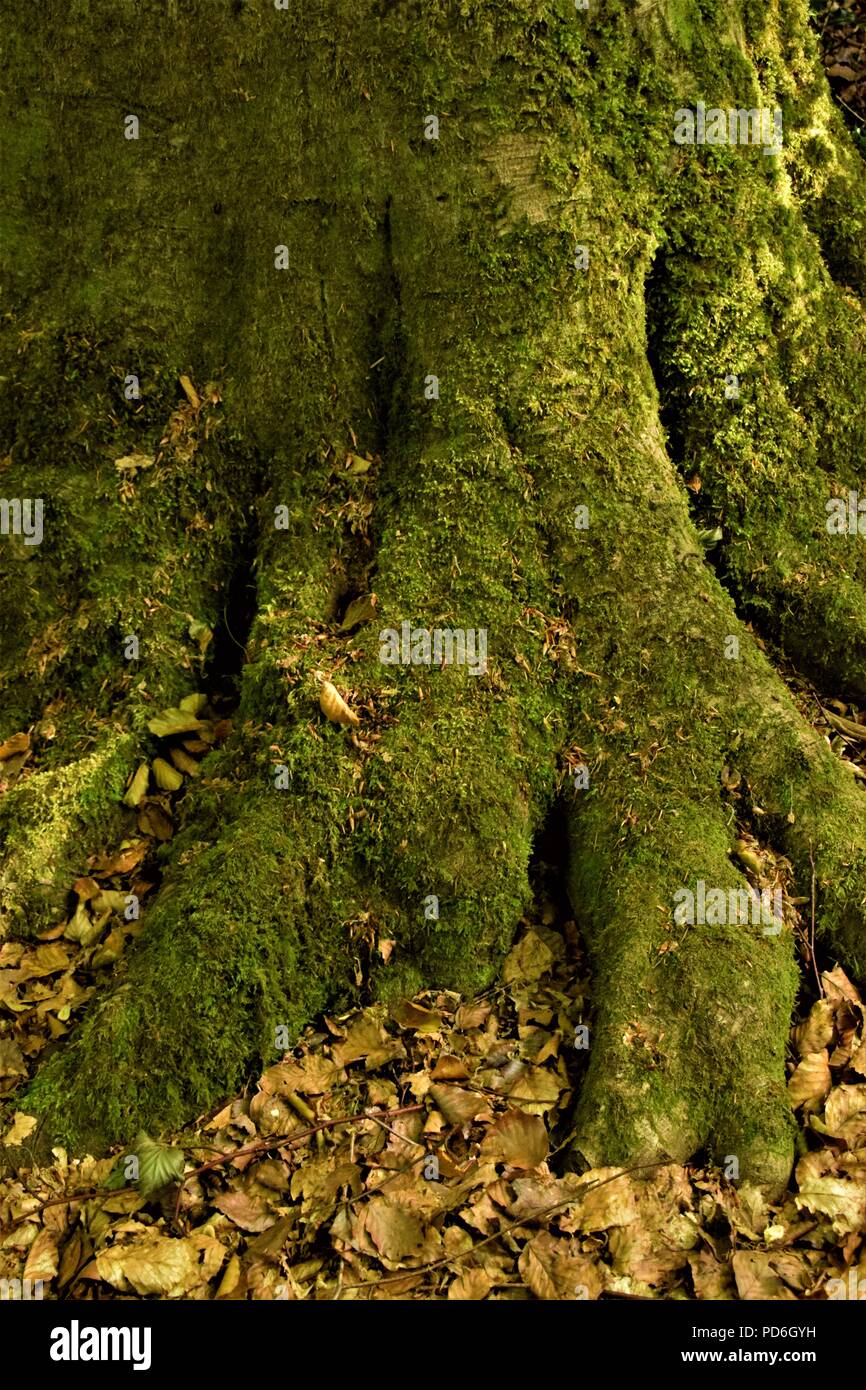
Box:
(251, 1159), (290, 1192)
(573, 1168), (639, 1233)
(212, 1189), (275, 1233)
(480, 1109), (549, 1169)
(518, 1231), (602, 1300)
(72, 875), (101, 902)
(787, 1051), (832, 1109)
(795, 1152), (866, 1234)
(16, 943), (72, 980)
(3, 1110), (38, 1145)
(260, 1055), (342, 1096)
(364, 1198), (426, 1263)
(94, 1234), (201, 1297)
(23, 1230), (59, 1285)
(448, 1266), (493, 1300)
(215, 1253), (243, 1299)
(330, 1011), (405, 1069)
(188, 1232), (228, 1284)
(731, 1251), (797, 1300)
(390, 999), (443, 1032)
(823, 1084), (866, 1138)
(91, 843), (148, 876)
(455, 1001), (491, 1030)
(429, 1083), (491, 1126)
(503, 931), (555, 986)
(503, 1065), (562, 1108)
(822, 964), (863, 1011)
(0, 732), (30, 761)
(688, 1249), (737, 1300)
(794, 998), (835, 1056)
(431, 1054), (470, 1081)
(146, 710), (207, 739)
(137, 803), (174, 840)
(291, 1158), (362, 1227)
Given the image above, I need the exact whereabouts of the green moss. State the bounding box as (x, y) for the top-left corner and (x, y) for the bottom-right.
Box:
(0, 729), (135, 937)
(26, 782), (366, 1148)
(6, 0), (865, 1179)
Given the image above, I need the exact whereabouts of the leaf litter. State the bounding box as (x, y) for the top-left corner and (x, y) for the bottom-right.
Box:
(3, 674), (866, 1299)
(3, 833), (866, 1302)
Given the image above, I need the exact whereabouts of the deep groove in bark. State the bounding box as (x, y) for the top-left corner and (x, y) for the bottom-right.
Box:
(642, 248), (834, 695)
(207, 514), (259, 700)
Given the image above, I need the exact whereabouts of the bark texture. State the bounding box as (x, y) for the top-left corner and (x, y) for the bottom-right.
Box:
(1, 0), (866, 1187)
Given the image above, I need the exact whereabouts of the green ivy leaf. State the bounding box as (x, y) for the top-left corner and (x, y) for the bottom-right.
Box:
(135, 1131), (186, 1197)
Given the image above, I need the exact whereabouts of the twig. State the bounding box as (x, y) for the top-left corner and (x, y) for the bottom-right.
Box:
(173, 1103), (424, 1225)
(335, 1160), (669, 1294)
(0, 1104), (423, 1236)
(187, 1104), (423, 1179)
(809, 841), (823, 999)
(363, 1114), (426, 1149)
(0, 1186), (103, 1233)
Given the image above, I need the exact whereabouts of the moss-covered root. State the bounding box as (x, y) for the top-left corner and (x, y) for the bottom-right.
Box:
(354, 401), (558, 997)
(22, 194), (390, 1149)
(23, 446), (368, 1149)
(646, 114), (866, 698)
(24, 787), (364, 1151)
(733, 679), (866, 981)
(567, 790), (798, 1188)
(524, 380), (805, 1185)
(377, 41), (800, 1185)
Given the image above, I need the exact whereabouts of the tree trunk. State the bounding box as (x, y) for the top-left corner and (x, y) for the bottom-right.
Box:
(3, 0), (866, 1188)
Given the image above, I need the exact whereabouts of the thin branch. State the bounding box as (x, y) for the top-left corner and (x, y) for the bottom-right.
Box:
(809, 841), (823, 999)
(334, 1160), (669, 1295)
(173, 1104), (424, 1224)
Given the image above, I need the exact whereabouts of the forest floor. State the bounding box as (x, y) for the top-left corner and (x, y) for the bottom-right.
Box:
(2, 3), (866, 1302)
(3, 643), (866, 1301)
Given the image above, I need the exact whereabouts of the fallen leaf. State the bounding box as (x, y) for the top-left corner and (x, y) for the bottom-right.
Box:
(94, 1234), (201, 1297)
(788, 1052), (832, 1109)
(3, 1110), (38, 1145)
(23, 1230), (59, 1285)
(519, 1231), (603, 1300)
(0, 732), (30, 761)
(794, 999), (835, 1056)
(429, 1084), (491, 1126)
(504, 931), (555, 986)
(481, 1109), (549, 1169)
(731, 1251), (796, 1300)
(448, 1267), (493, 1300)
(364, 1198), (426, 1263)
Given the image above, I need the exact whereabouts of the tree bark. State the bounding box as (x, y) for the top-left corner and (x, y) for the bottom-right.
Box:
(2, 0), (866, 1188)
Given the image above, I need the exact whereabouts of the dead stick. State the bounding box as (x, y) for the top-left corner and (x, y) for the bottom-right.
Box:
(335, 1160), (670, 1294)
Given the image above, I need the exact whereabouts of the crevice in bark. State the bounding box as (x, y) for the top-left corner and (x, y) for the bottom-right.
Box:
(531, 800), (573, 924)
(642, 251), (794, 664)
(374, 194), (408, 456)
(529, 797), (593, 1171)
(206, 504), (260, 702)
(644, 247), (686, 474)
